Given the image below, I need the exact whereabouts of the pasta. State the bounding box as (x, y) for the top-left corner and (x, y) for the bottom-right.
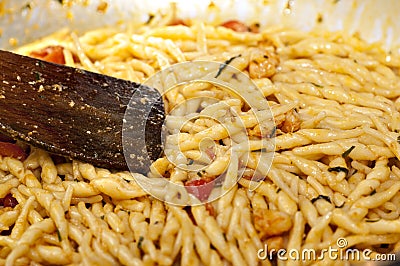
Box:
(1, 5), (400, 266)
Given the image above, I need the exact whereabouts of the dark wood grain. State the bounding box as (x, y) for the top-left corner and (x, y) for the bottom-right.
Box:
(0, 50), (165, 172)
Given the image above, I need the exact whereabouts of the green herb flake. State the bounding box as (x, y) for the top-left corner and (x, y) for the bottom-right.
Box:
(215, 54), (241, 78)
(188, 159), (194, 165)
(328, 166), (349, 175)
(365, 218), (380, 223)
(137, 236), (144, 249)
(56, 228), (62, 242)
(197, 171), (202, 177)
(269, 126), (277, 138)
(34, 71), (42, 81)
(310, 82), (323, 88)
(254, 148), (268, 153)
(342, 145), (355, 158)
(311, 195), (331, 204)
(100, 215), (105, 220)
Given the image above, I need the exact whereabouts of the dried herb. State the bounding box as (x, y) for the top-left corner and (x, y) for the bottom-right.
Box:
(311, 195), (331, 204)
(34, 71), (42, 81)
(365, 218), (380, 223)
(254, 148), (267, 153)
(215, 54), (241, 78)
(342, 145), (355, 158)
(310, 82), (323, 88)
(269, 126), (277, 138)
(56, 228), (62, 242)
(137, 236), (144, 249)
(328, 166), (349, 175)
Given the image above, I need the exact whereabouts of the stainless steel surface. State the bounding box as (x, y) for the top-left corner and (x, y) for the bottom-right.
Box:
(1, 0), (400, 50)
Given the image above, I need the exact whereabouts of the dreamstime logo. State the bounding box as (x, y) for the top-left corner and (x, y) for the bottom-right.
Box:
(122, 61), (275, 206)
(257, 237), (397, 262)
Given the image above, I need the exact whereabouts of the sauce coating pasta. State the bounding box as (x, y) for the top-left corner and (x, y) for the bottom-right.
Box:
(1, 9), (400, 266)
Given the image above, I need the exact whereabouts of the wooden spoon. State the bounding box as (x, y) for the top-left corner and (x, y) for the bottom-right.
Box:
(0, 50), (165, 172)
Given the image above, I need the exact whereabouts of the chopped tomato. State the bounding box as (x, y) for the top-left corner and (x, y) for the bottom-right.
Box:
(185, 179), (214, 202)
(168, 18), (189, 26)
(30, 45), (66, 64)
(205, 202), (216, 217)
(221, 20), (249, 32)
(0, 142), (26, 160)
(1, 194), (18, 208)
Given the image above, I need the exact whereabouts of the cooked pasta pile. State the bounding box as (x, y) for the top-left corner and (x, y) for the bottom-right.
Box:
(1, 10), (400, 266)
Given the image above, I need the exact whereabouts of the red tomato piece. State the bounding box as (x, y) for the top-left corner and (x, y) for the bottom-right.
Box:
(169, 18), (189, 26)
(2, 194), (18, 208)
(30, 45), (66, 64)
(185, 179), (214, 202)
(221, 20), (249, 32)
(205, 202), (216, 217)
(0, 142), (26, 161)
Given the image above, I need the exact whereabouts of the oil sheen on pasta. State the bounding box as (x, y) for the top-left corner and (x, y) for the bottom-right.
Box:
(1, 12), (400, 266)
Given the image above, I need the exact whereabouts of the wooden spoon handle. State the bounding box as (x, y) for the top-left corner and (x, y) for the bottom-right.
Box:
(0, 50), (165, 172)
